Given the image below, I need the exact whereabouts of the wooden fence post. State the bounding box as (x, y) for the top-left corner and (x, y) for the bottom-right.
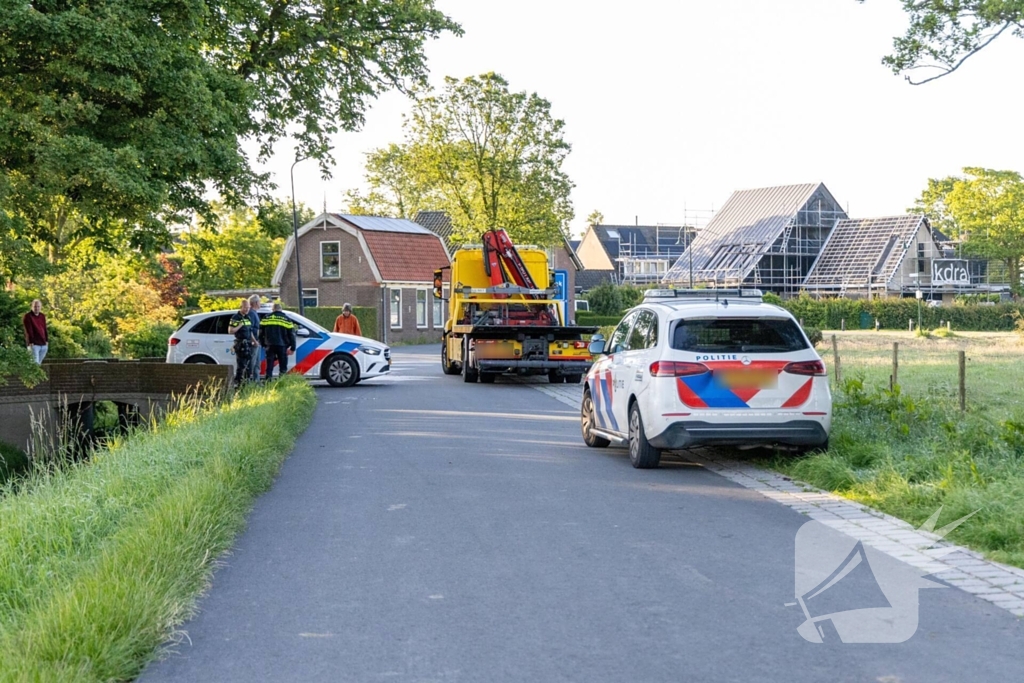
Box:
(831, 334), (841, 386)
(891, 341), (899, 390)
(959, 350), (966, 412)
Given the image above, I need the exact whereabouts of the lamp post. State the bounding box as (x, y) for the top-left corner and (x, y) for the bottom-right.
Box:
(290, 156), (308, 315)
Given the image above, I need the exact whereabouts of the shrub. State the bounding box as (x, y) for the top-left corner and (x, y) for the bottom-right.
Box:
(803, 327), (823, 346)
(116, 321), (178, 359)
(576, 312), (623, 327)
(45, 320), (86, 359)
(584, 282), (624, 316)
(290, 306), (379, 340)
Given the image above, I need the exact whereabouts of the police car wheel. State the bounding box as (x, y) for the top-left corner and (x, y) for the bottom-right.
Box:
(184, 355), (215, 364)
(581, 390), (610, 448)
(324, 354), (359, 387)
(628, 402), (661, 469)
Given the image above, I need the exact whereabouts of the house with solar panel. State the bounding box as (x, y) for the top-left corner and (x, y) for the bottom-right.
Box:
(576, 224), (697, 286)
(272, 213), (451, 343)
(664, 183), (846, 295)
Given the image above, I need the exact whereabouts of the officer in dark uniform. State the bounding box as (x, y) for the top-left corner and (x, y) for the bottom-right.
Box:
(258, 302), (297, 380)
(228, 299), (254, 386)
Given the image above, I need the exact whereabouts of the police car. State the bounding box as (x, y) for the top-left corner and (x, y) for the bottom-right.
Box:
(581, 289), (831, 468)
(166, 307), (390, 387)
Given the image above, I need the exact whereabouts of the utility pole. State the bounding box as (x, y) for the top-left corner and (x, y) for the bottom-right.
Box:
(291, 156), (308, 315)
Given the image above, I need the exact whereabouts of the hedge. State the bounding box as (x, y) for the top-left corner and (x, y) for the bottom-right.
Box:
(576, 311), (623, 327)
(782, 295), (1024, 331)
(290, 306), (379, 340)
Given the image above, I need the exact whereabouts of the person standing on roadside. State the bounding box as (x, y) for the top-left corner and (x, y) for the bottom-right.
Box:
(333, 303), (362, 336)
(259, 303), (297, 380)
(23, 299), (48, 365)
(228, 299), (254, 386)
(247, 294), (262, 381)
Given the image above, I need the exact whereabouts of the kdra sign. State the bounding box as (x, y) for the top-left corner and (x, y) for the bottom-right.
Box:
(932, 259), (969, 286)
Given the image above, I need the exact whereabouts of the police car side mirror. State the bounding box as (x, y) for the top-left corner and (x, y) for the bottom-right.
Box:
(588, 334), (606, 356)
(296, 327), (310, 337)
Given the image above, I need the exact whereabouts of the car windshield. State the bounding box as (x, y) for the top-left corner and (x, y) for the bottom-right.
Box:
(671, 317), (809, 353)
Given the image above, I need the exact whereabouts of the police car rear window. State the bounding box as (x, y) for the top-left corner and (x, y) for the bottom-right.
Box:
(671, 318), (808, 353)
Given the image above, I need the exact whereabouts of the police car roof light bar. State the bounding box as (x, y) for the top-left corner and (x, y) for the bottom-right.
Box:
(642, 288), (764, 301)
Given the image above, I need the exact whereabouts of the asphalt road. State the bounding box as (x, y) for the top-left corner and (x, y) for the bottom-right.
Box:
(140, 345), (1024, 683)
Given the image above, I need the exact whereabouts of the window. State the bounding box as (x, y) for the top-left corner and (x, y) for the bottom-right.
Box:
(321, 242), (340, 278)
(627, 310), (658, 350)
(671, 317), (808, 353)
(416, 289), (428, 328)
(432, 287), (445, 328)
(607, 311), (637, 354)
(301, 289), (318, 308)
(917, 243), (926, 273)
(390, 288), (402, 328)
(190, 314), (232, 335)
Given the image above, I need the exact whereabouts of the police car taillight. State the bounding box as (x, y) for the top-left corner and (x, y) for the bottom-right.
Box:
(168, 338), (181, 346)
(649, 361), (708, 377)
(783, 360), (826, 376)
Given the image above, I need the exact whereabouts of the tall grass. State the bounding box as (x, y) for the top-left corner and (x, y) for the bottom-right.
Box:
(0, 376), (315, 682)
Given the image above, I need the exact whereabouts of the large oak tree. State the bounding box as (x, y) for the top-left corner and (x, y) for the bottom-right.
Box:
(0, 0), (460, 278)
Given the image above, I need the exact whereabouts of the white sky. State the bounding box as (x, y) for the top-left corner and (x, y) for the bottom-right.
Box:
(260, 0), (1024, 238)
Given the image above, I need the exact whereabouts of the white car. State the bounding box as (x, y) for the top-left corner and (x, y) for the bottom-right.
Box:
(166, 308), (391, 387)
(581, 289), (831, 468)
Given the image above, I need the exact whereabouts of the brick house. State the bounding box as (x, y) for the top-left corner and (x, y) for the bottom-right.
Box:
(272, 213), (451, 344)
(414, 211), (585, 322)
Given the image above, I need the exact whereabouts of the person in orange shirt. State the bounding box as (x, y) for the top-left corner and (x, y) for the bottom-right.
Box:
(333, 303), (362, 336)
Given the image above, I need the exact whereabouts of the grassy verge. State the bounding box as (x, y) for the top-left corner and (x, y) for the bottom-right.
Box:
(0, 376), (316, 682)
(765, 331), (1024, 569)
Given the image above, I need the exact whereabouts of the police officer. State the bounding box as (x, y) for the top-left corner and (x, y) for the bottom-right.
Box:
(259, 303), (297, 380)
(246, 294), (262, 381)
(228, 299), (254, 386)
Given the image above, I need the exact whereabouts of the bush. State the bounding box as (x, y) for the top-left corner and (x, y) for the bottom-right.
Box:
(584, 282), (624, 316)
(45, 320), (86, 359)
(116, 321), (178, 359)
(779, 293), (1024, 331)
(576, 311), (624, 327)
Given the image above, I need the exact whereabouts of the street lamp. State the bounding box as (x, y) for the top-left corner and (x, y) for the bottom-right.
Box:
(290, 156), (308, 315)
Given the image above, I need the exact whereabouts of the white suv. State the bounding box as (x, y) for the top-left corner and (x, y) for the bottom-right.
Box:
(581, 289), (831, 468)
(166, 308), (390, 387)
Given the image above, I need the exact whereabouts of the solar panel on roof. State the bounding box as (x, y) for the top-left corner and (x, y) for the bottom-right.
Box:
(337, 214), (434, 234)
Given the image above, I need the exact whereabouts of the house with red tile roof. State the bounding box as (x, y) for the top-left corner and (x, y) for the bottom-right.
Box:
(272, 213), (451, 343)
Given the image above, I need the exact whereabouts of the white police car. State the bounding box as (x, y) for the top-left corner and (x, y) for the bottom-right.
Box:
(166, 308), (390, 387)
(581, 289), (831, 468)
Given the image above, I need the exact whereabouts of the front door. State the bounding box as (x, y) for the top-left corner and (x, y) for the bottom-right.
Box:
(589, 311), (636, 435)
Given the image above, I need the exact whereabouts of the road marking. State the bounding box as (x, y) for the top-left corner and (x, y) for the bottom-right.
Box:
(376, 409), (576, 422)
(387, 504), (407, 511)
(528, 382), (1024, 618)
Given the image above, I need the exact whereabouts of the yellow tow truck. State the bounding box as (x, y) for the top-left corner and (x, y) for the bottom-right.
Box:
(434, 229), (597, 384)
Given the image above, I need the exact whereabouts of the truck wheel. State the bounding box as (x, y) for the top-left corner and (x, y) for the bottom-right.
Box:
(462, 339), (478, 383)
(581, 390), (610, 448)
(628, 402), (661, 469)
(441, 335), (460, 375)
(564, 374), (583, 385)
(547, 370), (563, 384)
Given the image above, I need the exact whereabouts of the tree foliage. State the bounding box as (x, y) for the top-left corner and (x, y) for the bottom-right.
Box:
(177, 204), (288, 294)
(866, 0), (1024, 84)
(0, 0), (460, 277)
(349, 73), (574, 246)
(913, 168), (1024, 295)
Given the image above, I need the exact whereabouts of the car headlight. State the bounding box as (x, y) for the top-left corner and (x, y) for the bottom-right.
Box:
(359, 346), (382, 355)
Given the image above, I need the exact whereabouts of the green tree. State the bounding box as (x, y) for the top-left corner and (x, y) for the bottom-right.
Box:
(914, 168), (1024, 295)
(585, 282), (624, 316)
(256, 197), (315, 240)
(0, 1), (460, 275)
(178, 205), (284, 294)
(586, 210), (605, 226)
(864, 1), (1024, 84)
(351, 73), (574, 246)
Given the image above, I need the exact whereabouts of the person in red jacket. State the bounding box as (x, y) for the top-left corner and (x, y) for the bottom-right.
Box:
(333, 303), (362, 336)
(23, 299), (48, 364)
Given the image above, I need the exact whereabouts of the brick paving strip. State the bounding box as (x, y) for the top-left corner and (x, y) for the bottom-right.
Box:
(529, 381), (1024, 618)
